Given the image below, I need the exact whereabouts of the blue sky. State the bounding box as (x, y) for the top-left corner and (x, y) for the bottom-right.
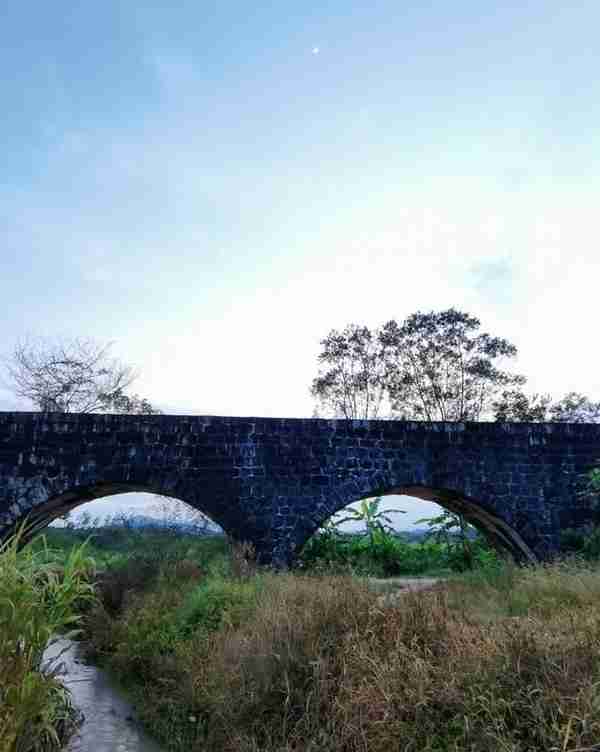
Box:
(2, 1), (599, 522)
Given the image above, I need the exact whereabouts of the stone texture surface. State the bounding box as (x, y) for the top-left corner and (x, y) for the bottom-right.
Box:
(1, 412), (599, 565)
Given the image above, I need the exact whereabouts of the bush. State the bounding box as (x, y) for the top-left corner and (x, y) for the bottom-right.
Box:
(94, 555), (162, 616)
(181, 574), (377, 750)
(177, 577), (261, 636)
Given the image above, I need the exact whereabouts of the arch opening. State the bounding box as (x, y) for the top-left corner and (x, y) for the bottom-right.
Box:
(298, 485), (536, 570)
(389, 486), (536, 563)
(6, 482), (225, 547)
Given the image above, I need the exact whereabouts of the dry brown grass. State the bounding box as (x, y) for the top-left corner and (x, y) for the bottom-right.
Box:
(193, 568), (600, 750)
(91, 560), (600, 752)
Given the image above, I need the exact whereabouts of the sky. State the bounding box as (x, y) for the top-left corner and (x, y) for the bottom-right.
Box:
(2, 1), (599, 523)
(61, 492), (442, 533)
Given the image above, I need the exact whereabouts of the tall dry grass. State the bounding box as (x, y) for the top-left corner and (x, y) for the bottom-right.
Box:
(0, 531), (96, 752)
(84, 549), (600, 752)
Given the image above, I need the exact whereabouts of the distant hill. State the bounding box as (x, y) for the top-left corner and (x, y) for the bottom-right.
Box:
(72, 513), (223, 535)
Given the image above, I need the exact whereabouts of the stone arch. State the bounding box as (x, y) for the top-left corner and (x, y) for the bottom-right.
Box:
(6, 481), (230, 546)
(287, 478), (538, 565)
(0, 455), (251, 549)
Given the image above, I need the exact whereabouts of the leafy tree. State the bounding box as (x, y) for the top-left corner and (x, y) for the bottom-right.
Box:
(493, 390), (600, 423)
(312, 310), (599, 425)
(379, 308), (524, 420)
(3, 337), (159, 414)
(549, 392), (600, 422)
(492, 390), (553, 422)
(311, 325), (389, 419)
(109, 392), (160, 415)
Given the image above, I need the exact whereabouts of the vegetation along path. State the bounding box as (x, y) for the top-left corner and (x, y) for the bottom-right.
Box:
(6, 477), (600, 752)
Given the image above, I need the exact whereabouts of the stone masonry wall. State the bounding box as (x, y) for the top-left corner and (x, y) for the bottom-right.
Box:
(1, 412), (599, 565)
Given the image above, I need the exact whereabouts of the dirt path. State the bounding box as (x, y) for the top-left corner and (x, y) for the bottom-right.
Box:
(366, 576), (441, 605)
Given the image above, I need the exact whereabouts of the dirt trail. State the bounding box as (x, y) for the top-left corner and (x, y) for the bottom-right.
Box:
(366, 577), (441, 605)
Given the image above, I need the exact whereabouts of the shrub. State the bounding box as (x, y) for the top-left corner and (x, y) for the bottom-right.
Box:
(583, 527), (600, 560)
(183, 574), (377, 750)
(93, 555), (162, 616)
(177, 576), (261, 636)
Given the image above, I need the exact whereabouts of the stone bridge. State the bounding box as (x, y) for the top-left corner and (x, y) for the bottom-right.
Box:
(1, 412), (599, 565)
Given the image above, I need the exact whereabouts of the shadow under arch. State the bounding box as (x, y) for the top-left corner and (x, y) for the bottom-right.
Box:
(9, 481), (230, 547)
(307, 484), (537, 564)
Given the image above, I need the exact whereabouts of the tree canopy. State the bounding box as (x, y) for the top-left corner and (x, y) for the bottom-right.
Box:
(311, 325), (388, 419)
(312, 308), (599, 423)
(312, 309), (525, 421)
(380, 308), (524, 421)
(493, 389), (600, 423)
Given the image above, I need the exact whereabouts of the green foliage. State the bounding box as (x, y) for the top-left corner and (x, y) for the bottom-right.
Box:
(299, 526), (500, 577)
(0, 530), (96, 752)
(561, 524), (600, 561)
(559, 464), (600, 560)
(80, 532), (257, 675)
(416, 508), (484, 572)
(334, 496), (405, 546)
(584, 528), (600, 559)
(588, 465), (600, 497)
(493, 389), (600, 422)
(89, 540), (600, 752)
(38, 525), (230, 572)
(177, 577), (261, 636)
(301, 501), (499, 576)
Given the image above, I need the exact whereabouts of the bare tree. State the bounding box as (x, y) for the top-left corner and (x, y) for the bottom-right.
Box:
(311, 325), (389, 419)
(150, 495), (216, 534)
(3, 337), (159, 414)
